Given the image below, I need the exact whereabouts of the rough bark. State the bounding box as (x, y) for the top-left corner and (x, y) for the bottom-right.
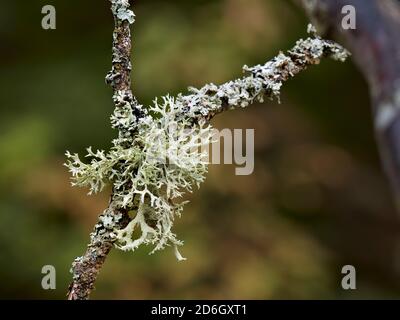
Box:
(67, 0), (138, 300)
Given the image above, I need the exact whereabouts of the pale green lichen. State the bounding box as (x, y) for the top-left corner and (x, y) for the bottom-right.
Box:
(65, 96), (213, 259)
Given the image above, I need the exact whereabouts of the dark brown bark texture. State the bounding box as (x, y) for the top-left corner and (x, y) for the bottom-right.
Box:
(67, 0), (136, 300)
(67, 0), (400, 300)
(67, 205), (130, 300)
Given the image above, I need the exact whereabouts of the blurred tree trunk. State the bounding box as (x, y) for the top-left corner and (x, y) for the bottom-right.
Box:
(297, 0), (400, 207)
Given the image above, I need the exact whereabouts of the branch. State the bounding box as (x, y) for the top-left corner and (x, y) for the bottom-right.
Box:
(175, 31), (348, 123)
(66, 0), (349, 300)
(67, 0), (138, 300)
(296, 0), (400, 206)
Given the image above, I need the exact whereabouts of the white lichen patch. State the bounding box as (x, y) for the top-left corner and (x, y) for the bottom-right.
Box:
(111, 0), (135, 24)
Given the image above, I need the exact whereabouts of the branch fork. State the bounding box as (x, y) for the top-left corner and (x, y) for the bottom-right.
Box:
(66, 0), (349, 300)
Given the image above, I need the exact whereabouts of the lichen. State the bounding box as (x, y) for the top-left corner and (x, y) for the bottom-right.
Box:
(66, 96), (213, 259)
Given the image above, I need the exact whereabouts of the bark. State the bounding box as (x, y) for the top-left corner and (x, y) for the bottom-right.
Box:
(67, 204), (130, 300)
(67, 0), (138, 300)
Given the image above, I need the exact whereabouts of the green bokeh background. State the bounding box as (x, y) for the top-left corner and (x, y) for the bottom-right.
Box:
(1, 0), (400, 299)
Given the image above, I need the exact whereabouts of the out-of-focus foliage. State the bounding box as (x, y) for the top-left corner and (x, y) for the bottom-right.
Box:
(0, 0), (400, 299)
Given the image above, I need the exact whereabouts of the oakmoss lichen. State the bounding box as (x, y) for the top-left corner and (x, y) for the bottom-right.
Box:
(66, 96), (213, 259)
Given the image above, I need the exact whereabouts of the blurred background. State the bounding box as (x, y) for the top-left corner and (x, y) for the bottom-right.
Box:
(1, 0), (400, 299)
